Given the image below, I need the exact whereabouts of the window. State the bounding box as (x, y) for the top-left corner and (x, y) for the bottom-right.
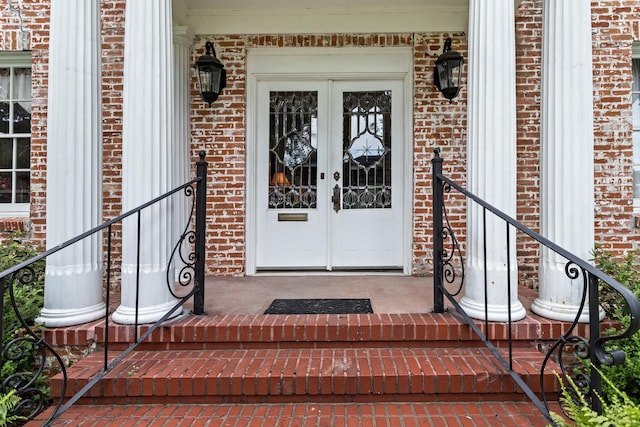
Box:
(0, 52), (31, 216)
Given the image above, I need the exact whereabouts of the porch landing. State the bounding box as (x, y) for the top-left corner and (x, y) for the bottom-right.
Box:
(192, 274), (441, 315)
(32, 277), (571, 426)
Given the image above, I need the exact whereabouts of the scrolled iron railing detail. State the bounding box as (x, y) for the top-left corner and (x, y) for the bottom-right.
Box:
(0, 152), (209, 424)
(439, 181), (465, 297)
(1, 269), (66, 422)
(540, 260), (640, 418)
(431, 149), (640, 423)
(167, 184), (198, 294)
(539, 261), (592, 414)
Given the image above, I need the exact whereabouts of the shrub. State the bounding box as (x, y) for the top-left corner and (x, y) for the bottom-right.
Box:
(0, 233), (47, 420)
(592, 246), (640, 320)
(550, 370), (640, 427)
(592, 245), (640, 403)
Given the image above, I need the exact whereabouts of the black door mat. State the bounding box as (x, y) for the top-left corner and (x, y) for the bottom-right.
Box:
(264, 298), (373, 315)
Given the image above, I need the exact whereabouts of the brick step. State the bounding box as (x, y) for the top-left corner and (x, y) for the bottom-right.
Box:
(52, 347), (559, 404)
(45, 312), (588, 350)
(30, 401), (555, 426)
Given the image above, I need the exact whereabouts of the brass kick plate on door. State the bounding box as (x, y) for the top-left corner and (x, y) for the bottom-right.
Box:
(278, 213), (308, 222)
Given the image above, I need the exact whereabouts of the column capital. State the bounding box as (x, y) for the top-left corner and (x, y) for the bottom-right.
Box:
(173, 26), (195, 47)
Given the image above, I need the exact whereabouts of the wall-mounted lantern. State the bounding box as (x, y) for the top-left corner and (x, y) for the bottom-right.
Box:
(194, 41), (226, 106)
(434, 37), (463, 102)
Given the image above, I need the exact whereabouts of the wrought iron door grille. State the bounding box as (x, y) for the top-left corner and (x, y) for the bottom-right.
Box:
(342, 91), (392, 209)
(268, 91), (318, 209)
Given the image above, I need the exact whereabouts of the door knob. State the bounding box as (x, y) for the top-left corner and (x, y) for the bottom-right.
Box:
(333, 171), (340, 181)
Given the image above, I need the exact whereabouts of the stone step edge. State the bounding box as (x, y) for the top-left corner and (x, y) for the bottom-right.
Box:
(45, 312), (600, 348)
(29, 401), (557, 427)
(52, 347), (560, 400)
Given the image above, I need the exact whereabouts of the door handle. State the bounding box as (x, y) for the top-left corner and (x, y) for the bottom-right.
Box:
(332, 184), (341, 213)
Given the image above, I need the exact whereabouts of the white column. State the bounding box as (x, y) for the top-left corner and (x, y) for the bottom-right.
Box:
(38, 0), (105, 327)
(112, 0), (179, 324)
(531, 0), (601, 322)
(172, 27), (194, 279)
(460, 0), (526, 322)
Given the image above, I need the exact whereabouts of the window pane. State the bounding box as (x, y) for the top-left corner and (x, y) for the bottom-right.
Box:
(0, 102), (8, 134)
(0, 68), (8, 100)
(634, 93), (640, 129)
(0, 172), (11, 203)
(635, 166), (640, 199)
(0, 59), (31, 211)
(14, 101), (31, 133)
(0, 138), (11, 169)
(16, 138), (29, 168)
(634, 58), (640, 203)
(15, 171), (29, 203)
(635, 131), (640, 198)
(12, 68), (31, 100)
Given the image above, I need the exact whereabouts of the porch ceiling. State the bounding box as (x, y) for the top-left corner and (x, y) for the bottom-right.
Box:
(173, 0), (471, 35)
(182, 0), (466, 9)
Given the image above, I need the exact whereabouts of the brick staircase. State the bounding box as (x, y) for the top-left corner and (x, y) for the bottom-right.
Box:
(31, 312), (566, 426)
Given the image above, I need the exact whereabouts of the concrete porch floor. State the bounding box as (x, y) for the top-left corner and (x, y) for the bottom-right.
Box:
(194, 274), (456, 315)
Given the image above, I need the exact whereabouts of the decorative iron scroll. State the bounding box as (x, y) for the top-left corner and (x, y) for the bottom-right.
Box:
(439, 181), (465, 297)
(431, 148), (640, 422)
(1, 269), (66, 422)
(167, 184), (197, 295)
(540, 261), (636, 418)
(0, 154), (208, 424)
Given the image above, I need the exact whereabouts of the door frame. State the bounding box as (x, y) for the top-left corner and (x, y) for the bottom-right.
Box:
(246, 47), (414, 275)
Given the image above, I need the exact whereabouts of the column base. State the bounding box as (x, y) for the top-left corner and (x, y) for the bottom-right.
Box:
(459, 295), (526, 322)
(111, 299), (183, 325)
(36, 302), (106, 328)
(531, 297), (604, 323)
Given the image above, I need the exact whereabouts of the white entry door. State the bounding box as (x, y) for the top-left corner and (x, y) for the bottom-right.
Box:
(255, 79), (405, 270)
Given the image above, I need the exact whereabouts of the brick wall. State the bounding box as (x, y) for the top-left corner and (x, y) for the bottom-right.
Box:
(515, 1), (544, 287)
(513, 0), (640, 287)
(190, 35), (247, 276)
(413, 33), (468, 275)
(1, 0), (638, 281)
(591, 0), (638, 252)
(99, 0), (125, 275)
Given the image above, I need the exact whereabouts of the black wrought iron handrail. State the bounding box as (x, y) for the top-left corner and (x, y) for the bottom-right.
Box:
(431, 148), (640, 423)
(0, 152), (209, 425)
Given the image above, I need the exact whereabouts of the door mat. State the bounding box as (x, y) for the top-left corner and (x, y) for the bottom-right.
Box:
(264, 298), (373, 315)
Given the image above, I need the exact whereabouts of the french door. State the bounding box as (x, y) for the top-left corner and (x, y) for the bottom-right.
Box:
(255, 79), (405, 270)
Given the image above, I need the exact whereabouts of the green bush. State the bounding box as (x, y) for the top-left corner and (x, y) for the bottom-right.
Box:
(550, 370), (640, 427)
(593, 246), (640, 320)
(592, 246), (640, 404)
(0, 234), (47, 416)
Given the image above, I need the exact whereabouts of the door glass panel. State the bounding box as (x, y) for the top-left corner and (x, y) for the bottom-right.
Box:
(268, 91), (318, 209)
(342, 91), (392, 209)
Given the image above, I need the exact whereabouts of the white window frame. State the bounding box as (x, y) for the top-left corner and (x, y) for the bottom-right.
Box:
(0, 51), (31, 217)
